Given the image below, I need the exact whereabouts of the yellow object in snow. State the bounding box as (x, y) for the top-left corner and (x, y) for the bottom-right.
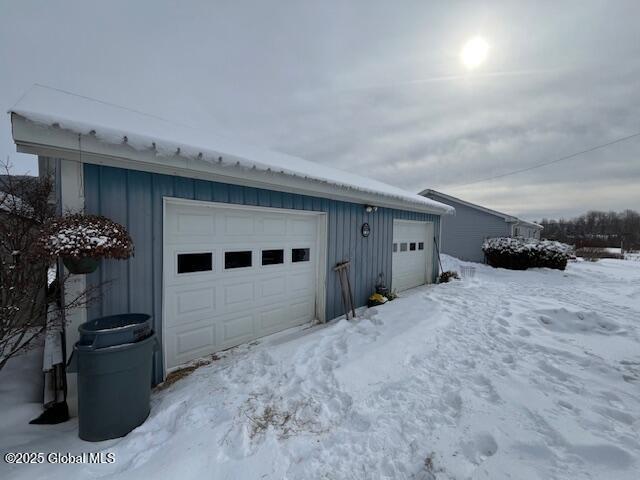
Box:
(368, 293), (388, 304)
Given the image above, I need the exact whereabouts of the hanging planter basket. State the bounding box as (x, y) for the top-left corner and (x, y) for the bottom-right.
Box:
(39, 214), (134, 273)
(62, 256), (100, 275)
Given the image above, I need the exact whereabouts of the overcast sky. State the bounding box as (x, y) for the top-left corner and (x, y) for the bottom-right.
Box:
(1, 1), (639, 220)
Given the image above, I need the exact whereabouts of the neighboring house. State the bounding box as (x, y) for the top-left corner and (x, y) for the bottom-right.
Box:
(9, 85), (454, 388)
(420, 189), (543, 263)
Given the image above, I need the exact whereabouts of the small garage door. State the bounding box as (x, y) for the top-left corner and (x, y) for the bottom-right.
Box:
(163, 199), (325, 371)
(392, 219), (434, 292)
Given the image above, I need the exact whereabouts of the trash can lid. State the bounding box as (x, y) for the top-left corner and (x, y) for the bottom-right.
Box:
(79, 313), (151, 333)
(73, 331), (158, 353)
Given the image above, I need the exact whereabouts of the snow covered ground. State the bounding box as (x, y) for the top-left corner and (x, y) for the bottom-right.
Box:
(1, 256), (639, 479)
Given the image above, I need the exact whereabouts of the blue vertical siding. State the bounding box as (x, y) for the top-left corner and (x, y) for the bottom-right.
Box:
(81, 163), (441, 383)
(126, 170), (154, 317)
(424, 193), (510, 262)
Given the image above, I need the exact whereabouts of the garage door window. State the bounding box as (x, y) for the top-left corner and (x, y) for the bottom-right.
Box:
(262, 249), (284, 266)
(418, 242), (424, 250)
(400, 243), (408, 252)
(225, 250), (252, 269)
(393, 243), (398, 252)
(177, 252), (212, 274)
(410, 242), (416, 251)
(292, 248), (310, 262)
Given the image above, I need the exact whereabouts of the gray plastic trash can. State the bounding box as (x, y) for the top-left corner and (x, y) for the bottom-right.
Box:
(68, 323), (157, 442)
(79, 313), (151, 348)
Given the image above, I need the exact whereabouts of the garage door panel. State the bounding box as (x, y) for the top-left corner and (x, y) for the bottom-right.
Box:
(223, 281), (255, 306)
(290, 298), (315, 319)
(176, 325), (215, 354)
(259, 275), (287, 297)
(218, 266), (257, 281)
(224, 214), (255, 236)
(176, 213), (215, 236)
(167, 323), (217, 368)
(289, 218), (316, 236)
(289, 271), (314, 293)
(259, 216), (287, 235)
(221, 314), (256, 346)
(166, 207), (216, 243)
(165, 287), (216, 328)
(176, 286), (216, 315)
(164, 201), (322, 371)
(259, 306), (289, 330)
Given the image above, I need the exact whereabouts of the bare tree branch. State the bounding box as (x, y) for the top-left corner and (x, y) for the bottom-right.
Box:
(0, 161), (111, 371)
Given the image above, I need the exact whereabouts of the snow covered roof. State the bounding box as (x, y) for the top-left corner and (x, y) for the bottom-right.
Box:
(420, 189), (542, 229)
(514, 218), (543, 229)
(9, 85), (453, 215)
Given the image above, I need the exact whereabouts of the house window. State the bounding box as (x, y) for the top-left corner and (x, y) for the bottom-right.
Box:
(292, 248), (310, 263)
(410, 242), (416, 251)
(393, 243), (398, 252)
(177, 252), (212, 274)
(262, 249), (284, 266)
(418, 242), (424, 250)
(514, 227), (520, 237)
(225, 251), (252, 269)
(400, 243), (408, 252)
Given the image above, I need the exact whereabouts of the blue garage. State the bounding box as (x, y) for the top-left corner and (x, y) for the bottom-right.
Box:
(10, 85), (453, 384)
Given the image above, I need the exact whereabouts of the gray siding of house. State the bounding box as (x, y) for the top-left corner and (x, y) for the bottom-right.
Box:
(77, 162), (441, 383)
(427, 195), (510, 263)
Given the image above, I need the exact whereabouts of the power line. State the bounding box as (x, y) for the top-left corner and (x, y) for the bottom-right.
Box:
(27, 84), (197, 129)
(443, 130), (640, 189)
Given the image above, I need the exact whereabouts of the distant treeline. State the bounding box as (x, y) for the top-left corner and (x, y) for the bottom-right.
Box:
(538, 210), (640, 250)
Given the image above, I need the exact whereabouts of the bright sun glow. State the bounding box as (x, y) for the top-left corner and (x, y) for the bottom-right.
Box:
(461, 36), (489, 69)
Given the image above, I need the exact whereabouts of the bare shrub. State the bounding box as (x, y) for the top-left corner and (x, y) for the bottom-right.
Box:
(0, 163), (100, 371)
(239, 392), (328, 439)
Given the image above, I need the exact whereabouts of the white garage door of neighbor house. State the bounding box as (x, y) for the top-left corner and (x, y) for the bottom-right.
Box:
(163, 199), (325, 371)
(392, 220), (434, 292)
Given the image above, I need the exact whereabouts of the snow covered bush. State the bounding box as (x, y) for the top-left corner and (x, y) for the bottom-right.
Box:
(39, 214), (133, 260)
(482, 237), (572, 270)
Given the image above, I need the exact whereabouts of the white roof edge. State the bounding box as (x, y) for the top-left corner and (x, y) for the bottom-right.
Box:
(420, 189), (542, 228)
(11, 113), (454, 215)
(515, 219), (544, 229)
(8, 85), (454, 216)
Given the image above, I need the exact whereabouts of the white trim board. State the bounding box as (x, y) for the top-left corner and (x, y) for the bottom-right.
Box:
(56, 159), (87, 417)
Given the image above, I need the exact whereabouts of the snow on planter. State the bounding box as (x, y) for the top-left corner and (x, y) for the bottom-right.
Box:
(39, 214), (134, 260)
(482, 237), (572, 270)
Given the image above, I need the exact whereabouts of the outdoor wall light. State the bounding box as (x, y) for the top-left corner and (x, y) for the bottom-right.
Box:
(365, 205), (378, 213)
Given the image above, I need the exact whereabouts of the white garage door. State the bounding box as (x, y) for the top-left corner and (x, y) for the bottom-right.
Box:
(392, 220), (434, 292)
(163, 199), (325, 371)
